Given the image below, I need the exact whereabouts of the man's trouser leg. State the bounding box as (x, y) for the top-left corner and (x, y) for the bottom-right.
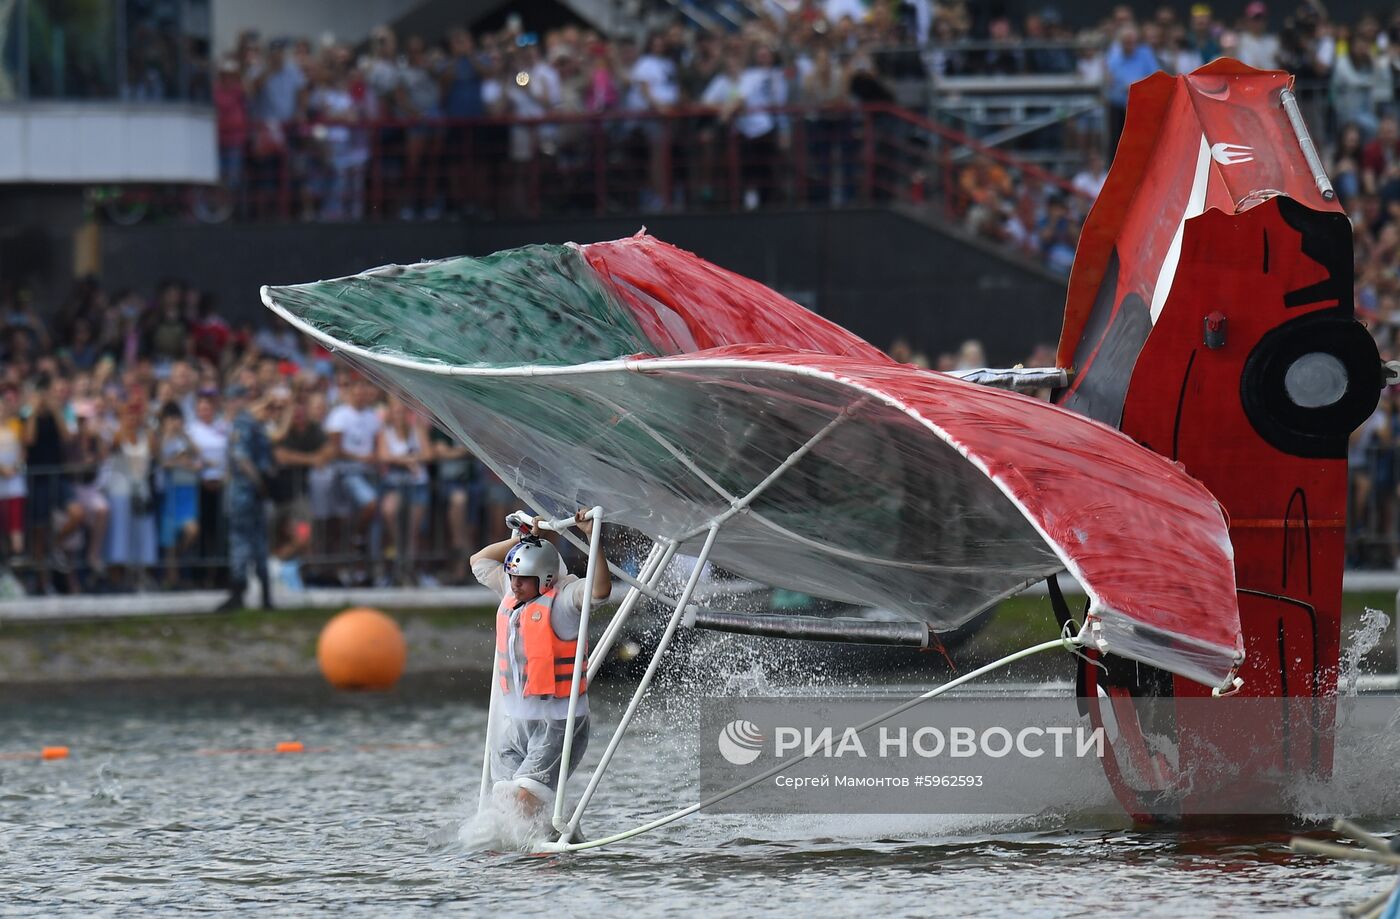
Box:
(252, 504), (271, 608)
(225, 499), (254, 605)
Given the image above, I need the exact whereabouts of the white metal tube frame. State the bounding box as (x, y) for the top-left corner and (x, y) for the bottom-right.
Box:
(552, 505), (605, 833)
(477, 659), (501, 808)
(501, 399), (876, 615)
(541, 633), (1081, 852)
(558, 522), (723, 843)
(466, 401), (871, 842)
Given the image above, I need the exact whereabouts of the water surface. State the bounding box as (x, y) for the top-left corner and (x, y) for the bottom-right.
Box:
(1, 683), (1394, 917)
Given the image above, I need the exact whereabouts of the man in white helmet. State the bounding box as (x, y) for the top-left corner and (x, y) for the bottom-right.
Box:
(469, 507), (611, 836)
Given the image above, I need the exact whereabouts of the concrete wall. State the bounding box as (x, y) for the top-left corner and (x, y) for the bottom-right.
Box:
(0, 104), (216, 183)
(99, 209), (1067, 365)
(0, 187), (89, 309)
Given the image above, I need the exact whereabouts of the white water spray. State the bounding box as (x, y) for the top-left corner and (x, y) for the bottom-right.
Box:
(459, 783), (555, 852)
(1341, 607), (1391, 697)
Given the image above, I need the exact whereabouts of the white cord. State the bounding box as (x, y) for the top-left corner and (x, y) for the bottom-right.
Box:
(539, 634), (1080, 853)
(1060, 619), (1105, 677)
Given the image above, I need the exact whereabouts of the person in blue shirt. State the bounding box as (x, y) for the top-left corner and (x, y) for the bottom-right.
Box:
(441, 28), (484, 119)
(441, 28), (487, 217)
(217, 385), (276, 611)
(1105, 26), (1161, 157)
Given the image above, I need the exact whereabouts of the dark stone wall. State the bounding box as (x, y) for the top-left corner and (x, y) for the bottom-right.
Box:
(100, 209), (1067, 365)
(0, 187), (87, 309)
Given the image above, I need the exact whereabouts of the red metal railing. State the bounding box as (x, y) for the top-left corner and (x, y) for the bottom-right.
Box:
(203, 103), (1092, 230)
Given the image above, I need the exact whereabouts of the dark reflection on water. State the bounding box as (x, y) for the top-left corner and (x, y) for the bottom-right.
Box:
(0, 686), (1392, 917)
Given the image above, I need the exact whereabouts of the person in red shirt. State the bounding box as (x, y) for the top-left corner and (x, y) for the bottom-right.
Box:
(213, 57), (249, 197)
(1361, 115), (1400, 192)
(191, 296), (231, 366)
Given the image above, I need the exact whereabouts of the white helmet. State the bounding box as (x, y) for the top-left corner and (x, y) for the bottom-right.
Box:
(503, 537), (561, 589)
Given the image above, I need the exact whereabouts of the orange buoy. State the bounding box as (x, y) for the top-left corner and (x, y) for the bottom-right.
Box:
(316, 607), (407, 691)
(41, 746), (69, 760)
(275, 741), (304, 753)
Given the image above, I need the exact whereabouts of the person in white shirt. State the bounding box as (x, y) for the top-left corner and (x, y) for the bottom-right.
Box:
(185, 390), (228, 585)
(736, 45), (788, 209)
(701, 56), (745, 116)
(824, 0), (866, 26)
(1237, 2), (1280, 71)
(324, 378), (382, 551)
(700, 55), (745, 201)
(308, 55), (371, 220)
(375, 397), (429, 585)
(471, 508), (611, 839)
(625, 33), (681, 211)
(1071, 149), (1108, 203)
(502, 44), (561, 168)
(625, 34), (680, 113)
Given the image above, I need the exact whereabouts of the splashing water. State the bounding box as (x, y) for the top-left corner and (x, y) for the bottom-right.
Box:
(1341, 607), (1392, 697)
(458, 784), (554, 852)
(89, 759), (124, 806)
(721, 661), (772, 696)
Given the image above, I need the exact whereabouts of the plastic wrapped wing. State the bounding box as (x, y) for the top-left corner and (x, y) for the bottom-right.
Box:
(263, 235), (1245, 691)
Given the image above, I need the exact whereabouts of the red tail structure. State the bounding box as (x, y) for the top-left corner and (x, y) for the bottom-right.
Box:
(1056, 60), (1382, 818)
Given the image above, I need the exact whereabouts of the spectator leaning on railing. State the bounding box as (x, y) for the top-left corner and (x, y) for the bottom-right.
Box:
(185, 389), (227, 586)
(324, 377), (381, 577)
(377, 396), (431, 587)
(155, 400), (201, 589)
(104, 397), (157, 590)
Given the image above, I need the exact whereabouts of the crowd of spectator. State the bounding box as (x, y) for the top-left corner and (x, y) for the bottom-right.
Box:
(949, 2), (1400, 279)
(21, 1), (1400, 579)
(211, 10), (918, 222)
(0, 278), (528, 599)
(196, 3), (1400, 276)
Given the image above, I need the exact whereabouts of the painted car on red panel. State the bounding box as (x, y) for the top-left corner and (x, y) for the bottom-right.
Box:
(1056, 59), (1382, 819)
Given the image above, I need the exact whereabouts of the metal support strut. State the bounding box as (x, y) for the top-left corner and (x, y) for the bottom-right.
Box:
(1280, 87), (1336, 201)
(540, 633), (1081, 852)
(556, 522), (723, 843)
(551, 506), (604, 834)
(472, 398), (948, 847)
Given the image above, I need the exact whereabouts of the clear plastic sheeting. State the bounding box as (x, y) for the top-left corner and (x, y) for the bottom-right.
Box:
(1089, 608), (1243, 693)
(342, 356), (1063, 625)
(262, 235), (1245, 691)
(947, 367), (1069, 392)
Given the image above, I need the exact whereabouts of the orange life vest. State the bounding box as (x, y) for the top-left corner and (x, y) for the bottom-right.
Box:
(495, 587), (588, 698)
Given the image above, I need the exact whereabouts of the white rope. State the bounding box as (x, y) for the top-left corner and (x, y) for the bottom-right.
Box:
(1060, 619), (1105, 677)
(539, 633), (1080, 852)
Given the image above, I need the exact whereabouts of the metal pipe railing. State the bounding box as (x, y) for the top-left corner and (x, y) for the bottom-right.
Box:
(0, 459), (550, 595)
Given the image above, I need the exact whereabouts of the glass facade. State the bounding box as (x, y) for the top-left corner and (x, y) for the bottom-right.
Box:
(14, 0), (210, 102)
